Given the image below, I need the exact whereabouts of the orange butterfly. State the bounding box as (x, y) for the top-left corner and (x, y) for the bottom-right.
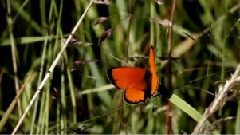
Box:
(107, 45), (159, 104)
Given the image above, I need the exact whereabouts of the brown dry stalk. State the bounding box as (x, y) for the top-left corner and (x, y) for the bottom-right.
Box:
(166, 0), (176, 134)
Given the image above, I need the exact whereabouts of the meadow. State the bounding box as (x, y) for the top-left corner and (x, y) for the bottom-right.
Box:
(0, 0), (240, 134)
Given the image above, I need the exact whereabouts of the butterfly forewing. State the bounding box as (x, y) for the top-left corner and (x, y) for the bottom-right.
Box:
(107, 67), (148, 89)
(149, 46), (159, 96)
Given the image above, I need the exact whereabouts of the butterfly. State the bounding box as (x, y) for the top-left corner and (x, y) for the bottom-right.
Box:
(107, 45), (159, 104)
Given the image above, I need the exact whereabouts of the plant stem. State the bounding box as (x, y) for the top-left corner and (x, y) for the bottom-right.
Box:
(166, 0), (176, 134)
(6, 0), (22, 117)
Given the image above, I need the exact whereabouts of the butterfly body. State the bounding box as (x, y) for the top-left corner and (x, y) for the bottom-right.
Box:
(107, 46), (159, 104)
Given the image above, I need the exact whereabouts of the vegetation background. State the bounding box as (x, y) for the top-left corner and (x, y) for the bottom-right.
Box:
(0, 0), (240, 134)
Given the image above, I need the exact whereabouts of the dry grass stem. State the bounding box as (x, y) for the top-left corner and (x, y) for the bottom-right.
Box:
(192, 64), (240, 134)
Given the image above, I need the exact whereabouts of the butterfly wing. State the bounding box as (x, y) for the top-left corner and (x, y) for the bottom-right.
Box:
(107, 67), (148, 103)
(149, 46), (159, 96)
(124, 88), (145, 104)
(107, 46), (159, 104)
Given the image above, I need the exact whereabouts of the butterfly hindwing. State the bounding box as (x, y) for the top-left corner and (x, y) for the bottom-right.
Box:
(124, 88), (145, 104)
(107, 67), (149, 103)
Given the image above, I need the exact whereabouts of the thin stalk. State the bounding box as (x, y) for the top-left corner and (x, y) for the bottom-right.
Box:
(67, 68), (77, 124)
(235, 100), (240, 134)
(11, 0), (95, 134)
(124, 0), (135, 63)
(36, 34), (53, 134)
(0, 74), (33, 132)
(44, 81), (50, 134)
(58, 0), (66, 133)
(36, 88), (46, 134)
(30, 32), (49, 134)
(150, 0), (155, 45)
(61, 62), (66, 134)
(166, 0), (176, 134)
(6, 0), (22, 117)
(116, 93), (124, 134)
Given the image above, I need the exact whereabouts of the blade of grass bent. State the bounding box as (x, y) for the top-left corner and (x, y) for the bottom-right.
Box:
(169, 94), (203, 122)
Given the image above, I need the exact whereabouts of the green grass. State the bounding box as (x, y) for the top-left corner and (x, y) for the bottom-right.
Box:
(0, 0), (240, 134)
